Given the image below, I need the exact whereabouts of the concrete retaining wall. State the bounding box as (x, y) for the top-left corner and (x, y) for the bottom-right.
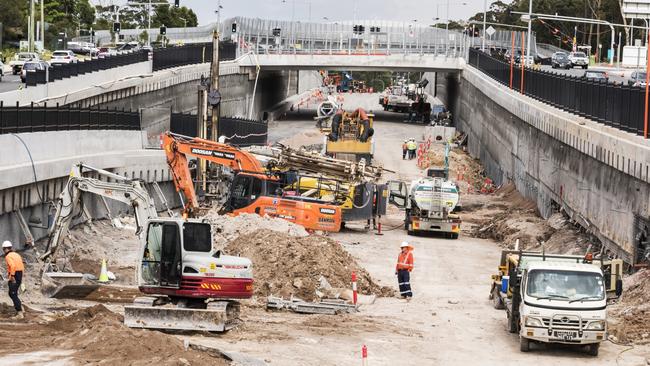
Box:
(438, 66), (650, 264)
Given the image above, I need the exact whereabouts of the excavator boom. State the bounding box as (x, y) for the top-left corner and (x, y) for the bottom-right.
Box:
(162, 131), (343, 231)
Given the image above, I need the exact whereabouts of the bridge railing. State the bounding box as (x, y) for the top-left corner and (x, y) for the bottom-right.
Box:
(468, 48), (647, 137)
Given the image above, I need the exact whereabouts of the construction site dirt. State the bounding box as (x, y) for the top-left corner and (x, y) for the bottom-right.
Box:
(0, 93), (648, 365)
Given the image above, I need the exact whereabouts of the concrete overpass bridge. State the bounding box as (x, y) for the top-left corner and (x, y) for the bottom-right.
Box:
(2, 17), (649, 266)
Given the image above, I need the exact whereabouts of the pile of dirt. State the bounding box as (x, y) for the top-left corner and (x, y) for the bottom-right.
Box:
(40, 218), (140, 274)
(0, 304), (228, 365)
(204, 212), (309, 249)
(225, 229), (395, 301)
(467, 184), (594, 255)
(608, 269), (650, 344)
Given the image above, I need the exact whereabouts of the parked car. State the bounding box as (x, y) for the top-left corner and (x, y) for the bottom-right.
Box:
(551, 51), (568, 60)
(98, 47), (118, 58)
(50, 50), (79, 65)
(9, 52), (40, 74)
(20, 61), (49, 82)
(551, 53), (572, 69)
(583, 70), (608, 82)
(628, 71), (647, 87)
(568, 51), (589, 69)
(0, 59), (4, 82)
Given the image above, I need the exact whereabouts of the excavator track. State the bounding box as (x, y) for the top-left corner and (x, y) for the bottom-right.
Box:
(124, 297), (241, 332)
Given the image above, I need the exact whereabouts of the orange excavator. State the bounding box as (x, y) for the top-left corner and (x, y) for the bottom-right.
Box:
(162, 132), (342, 232)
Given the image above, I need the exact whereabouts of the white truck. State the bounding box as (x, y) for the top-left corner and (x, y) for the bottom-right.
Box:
(490, 248), (623, 356)
(389, 165), (461, 239)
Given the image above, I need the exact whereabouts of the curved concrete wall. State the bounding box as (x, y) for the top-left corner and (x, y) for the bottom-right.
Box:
(439, 67), (650, 264)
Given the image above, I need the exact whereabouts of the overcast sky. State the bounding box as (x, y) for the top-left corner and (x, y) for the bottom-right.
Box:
(142, 0), (485, 26)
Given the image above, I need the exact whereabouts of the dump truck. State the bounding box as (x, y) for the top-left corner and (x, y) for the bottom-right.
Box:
(489, 245), (624, 356)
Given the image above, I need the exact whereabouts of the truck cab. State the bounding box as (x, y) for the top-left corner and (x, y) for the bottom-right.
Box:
(491, 250), (623, 356)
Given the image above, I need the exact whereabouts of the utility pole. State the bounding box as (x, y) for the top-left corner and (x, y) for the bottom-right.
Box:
(525, 0), (532, 63)
(482, 0), (487, 51)
(30, 0), (35, 52)
(40, 0), (44, 49)
(210, 0), (222, 142)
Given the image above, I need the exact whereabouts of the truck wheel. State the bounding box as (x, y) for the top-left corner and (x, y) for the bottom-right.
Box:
(491, 286), (505, 309)
(586, 343), (599, 357)
(519, 337), (530, 352)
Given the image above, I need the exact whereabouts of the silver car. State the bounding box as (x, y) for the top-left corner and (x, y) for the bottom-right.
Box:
(568, 52), (589, 69)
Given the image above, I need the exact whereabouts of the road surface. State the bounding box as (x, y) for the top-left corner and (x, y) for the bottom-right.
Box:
(191, 93), (650, 365)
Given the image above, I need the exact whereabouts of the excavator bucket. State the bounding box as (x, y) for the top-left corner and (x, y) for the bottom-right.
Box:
(40, 270), (98, 299)
(124, 298), (240, 332)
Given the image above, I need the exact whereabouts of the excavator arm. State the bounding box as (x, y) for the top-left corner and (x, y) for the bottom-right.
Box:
(42, 163), (158, 261)
(161, 132), (266, 216)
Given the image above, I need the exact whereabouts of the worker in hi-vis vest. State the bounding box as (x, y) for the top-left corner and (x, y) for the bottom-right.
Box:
(395, 241), (414, 300)
(3, 241), (25, 319)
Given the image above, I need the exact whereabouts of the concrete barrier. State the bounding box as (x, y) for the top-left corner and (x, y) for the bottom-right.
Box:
(1, 61), (152, 106)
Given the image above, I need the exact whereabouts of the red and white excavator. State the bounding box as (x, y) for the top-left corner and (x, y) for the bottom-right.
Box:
(42, 162), (253, 332)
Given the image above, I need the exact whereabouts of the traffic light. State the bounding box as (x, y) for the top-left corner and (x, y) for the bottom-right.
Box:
(359, 25), (365, 33)
(174, 0), (179, 7)
(353, 25), (359, 33)
(232, 23), (237, 33)
(160, 25), (167, 35)
(272, 28), (281, 36)
(113, 22), (121, 33)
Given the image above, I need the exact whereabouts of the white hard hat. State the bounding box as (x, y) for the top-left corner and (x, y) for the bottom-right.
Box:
(400, 241), (409, 248)
(2, 241), (12, 248)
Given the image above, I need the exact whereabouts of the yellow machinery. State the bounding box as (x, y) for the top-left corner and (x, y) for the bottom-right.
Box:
(324, 108), (375, 163)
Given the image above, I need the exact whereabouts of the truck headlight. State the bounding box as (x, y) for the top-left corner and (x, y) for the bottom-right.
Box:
(525, 316), (544, 327)
(586, 320), (606, 331)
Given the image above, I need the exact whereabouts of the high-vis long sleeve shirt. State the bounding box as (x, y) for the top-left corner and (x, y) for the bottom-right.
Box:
(5, 252), (24, 276)
(396, 250), (414, 272)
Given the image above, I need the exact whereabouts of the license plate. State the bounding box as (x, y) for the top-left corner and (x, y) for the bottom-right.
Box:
(553, 331), (577, 341)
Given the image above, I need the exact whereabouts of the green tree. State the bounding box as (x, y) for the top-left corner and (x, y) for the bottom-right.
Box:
(0, 1), (27, 43)
(152, 5), (198, 28)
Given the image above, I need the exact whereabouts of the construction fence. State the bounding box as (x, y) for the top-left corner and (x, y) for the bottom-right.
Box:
(25, 50), (149, 86)
(152, 41), (237, 71)
(170, 112), (268, 147)
(0, 102), (140, 134)
(468, 48), (647, 137)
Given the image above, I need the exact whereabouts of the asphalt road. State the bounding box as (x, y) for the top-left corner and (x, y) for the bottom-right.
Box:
(0, 73), (23, 93)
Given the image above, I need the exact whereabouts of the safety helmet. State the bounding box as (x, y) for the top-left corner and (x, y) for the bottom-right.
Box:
(400, 241), (409, 248)
(2, 241), (12, 248)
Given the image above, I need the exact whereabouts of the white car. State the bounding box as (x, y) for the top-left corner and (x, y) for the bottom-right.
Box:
(9, 52), (40, 74)
(50, 50), (79, 65)
(568, 52), (589, 69)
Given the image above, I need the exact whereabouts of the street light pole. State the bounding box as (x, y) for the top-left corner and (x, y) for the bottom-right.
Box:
(525, 0), (532, 63)
(482, 0), (487, 51)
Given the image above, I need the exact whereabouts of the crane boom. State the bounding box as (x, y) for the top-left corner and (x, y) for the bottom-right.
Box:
(42, 163), (158, 261)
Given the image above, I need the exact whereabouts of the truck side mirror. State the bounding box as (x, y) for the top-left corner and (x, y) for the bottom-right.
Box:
(615, 278), (623, 297)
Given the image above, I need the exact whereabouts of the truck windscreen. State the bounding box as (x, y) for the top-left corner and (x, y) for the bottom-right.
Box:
(526, 270), (605, 302)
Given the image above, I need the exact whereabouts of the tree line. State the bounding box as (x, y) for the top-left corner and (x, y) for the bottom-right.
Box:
(0, 0), (198, 50)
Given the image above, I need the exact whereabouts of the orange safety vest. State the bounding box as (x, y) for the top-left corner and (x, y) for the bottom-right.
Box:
(402, 143), (408, 150)
(396, 250), (414, 272)
(5, 251), (24, 276)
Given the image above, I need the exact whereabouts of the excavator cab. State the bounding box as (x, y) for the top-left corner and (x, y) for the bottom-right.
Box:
(141, 220), (182, 288)
(138, 219), (215, 291)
